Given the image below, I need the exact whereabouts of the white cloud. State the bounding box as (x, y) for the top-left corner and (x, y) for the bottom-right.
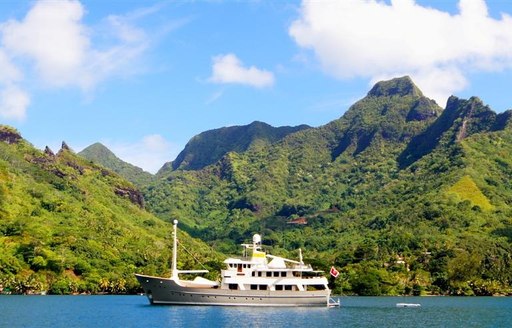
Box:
(289, 0), (512, 106)
(2, 0), (89, 88)
(0, 49), (22, 84)
(0, 0), (154, 120)
(0, 49), (28, 119)
(104, 135), (179, 174)
(0, 85), (30, 120)
(209, 53), (275, 88)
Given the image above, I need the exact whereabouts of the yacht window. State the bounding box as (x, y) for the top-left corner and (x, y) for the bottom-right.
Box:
(273, 272), (279, 277)
(285, 285), (292, 291)
(229, 284), (238, 290)
(266, 272), (271, 277)
(281, 272), (286, 277)
(307, 285), (326, 291)
(260, 285), (267, 290)
(252, 272), (255, 277)
(276, 285), (283, 291)
(250, 285), (258, 290)
(258, 272), (262, 277)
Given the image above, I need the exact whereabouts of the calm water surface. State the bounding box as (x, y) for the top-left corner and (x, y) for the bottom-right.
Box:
(1, 295), (511, 327)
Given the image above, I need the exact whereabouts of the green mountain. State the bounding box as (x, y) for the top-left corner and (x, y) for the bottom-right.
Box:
(0, 128), (221, 295)
(143, 76), (512, 296)
(399, 95), (510, 168)
(78, 142), (154, 187)
(158, 121), (311, 174)
(3, 76), (511, 296)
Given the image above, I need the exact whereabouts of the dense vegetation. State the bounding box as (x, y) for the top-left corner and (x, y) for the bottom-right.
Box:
(157, 121), (310, 174)
(4, 76), (512, 296)
(142, 77), (512, 296)
(0, 129), (221, 295)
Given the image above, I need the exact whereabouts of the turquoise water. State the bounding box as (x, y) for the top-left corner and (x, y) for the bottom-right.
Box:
(1, 295), (511, 327)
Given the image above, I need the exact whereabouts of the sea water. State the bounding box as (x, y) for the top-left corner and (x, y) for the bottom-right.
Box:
(1, 295), (511, 327)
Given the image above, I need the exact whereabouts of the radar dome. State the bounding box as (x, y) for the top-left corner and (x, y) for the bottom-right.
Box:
(253, 234), (261, 244)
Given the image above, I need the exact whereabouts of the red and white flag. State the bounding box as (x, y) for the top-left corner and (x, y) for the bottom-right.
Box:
(330, 266), (339, 278)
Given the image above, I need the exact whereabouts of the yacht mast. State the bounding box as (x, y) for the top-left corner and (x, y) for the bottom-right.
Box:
(172, 219), (178, 280)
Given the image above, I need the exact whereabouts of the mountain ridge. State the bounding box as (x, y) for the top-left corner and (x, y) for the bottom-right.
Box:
(2, 76), (512, 296)
(159, 121), (311, 175)
(142, 76), (512, 296)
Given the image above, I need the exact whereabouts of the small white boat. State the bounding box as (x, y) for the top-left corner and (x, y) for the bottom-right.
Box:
(396, 303), (421, 308)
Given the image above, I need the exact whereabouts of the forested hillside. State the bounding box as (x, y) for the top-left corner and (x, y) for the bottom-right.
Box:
(157, 121), (311, 174)
(143, 77), (512, 296)
(0, 127), (221, 295)
(79, 142), (154, 186)
(6, 76), (512, 296)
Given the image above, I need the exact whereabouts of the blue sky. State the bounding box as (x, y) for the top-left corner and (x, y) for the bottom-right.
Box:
(1, 0), (512, 173)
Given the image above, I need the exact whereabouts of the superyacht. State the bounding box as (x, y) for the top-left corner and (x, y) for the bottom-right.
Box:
(135, 220), (339, 307)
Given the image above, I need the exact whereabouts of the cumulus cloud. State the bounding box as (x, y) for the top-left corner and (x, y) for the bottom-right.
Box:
(2, 0), (89, 88)
(209, 53), (275, 88)
(0, 85), (30, 120)
(0, 49), (22, 84)
(105, 134), (179, 174)
(289, 0), (512, 106)
(0, 49), (28, 119)
(0, 0), (153, 120)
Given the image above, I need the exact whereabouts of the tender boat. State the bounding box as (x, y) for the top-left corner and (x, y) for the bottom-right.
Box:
(396, 303), (421, 308)
(135, 220), (340, 307)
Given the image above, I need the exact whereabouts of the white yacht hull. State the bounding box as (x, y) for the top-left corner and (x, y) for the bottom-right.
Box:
(135, 274), (330, 307)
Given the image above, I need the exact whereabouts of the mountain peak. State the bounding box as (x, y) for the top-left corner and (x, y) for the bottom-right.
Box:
(82, 142), (115, 156)
(368, 76), (423, 98)
(79, 142), (154, 186)
(58, 141), (74, 156)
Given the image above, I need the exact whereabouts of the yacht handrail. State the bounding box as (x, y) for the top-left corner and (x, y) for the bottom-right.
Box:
(266, 254), (302, 264)
(177, 270), (209, 274)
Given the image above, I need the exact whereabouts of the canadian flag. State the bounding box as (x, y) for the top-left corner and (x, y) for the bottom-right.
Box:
(330, 266), (339, 278)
